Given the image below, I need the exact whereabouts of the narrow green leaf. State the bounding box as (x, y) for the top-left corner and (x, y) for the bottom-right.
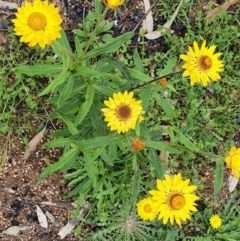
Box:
(145, 140), (181, 154)
(44, 138), (71, 148)
(131, 166), (141, 205)
(65, 179), (92, 198)
(84, 32), (134, 59)
(56, 112), (79, 135)
(15, 64), (62, 76)
(94, 0), (103, 14)
(74, 85), (95, 126)
(159, 56), (177, 76)
(77, 135), (123, 149)
(52, 30), (72, 55)
(140, 85), (152, 110)
(84, 148), (104, 187)
(128, 68), (152, 83)
(153, 92), (176, 120)
(39, 70), (69, 96)
(133, 49), (144, 72)
(174, 129), (199, 151)
(37, 146), (80, 184)
(149, 149), (164, 179)
(214, 161), (224, 202)
(74, 36), (84, 57)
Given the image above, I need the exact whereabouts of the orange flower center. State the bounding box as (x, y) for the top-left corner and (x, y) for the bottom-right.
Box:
(116, 104), (131, 121)
(144, 204), (152, 213)
(28, 12), (47, 31)
(169, 193), (185, 210)
(199, 55), (212, 70)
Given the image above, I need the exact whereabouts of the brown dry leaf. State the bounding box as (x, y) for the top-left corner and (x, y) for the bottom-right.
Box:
(143, 0), (184, 40)
(36, 205), (48, 229)
(1, 225), (30, 236)
(23, 126), (46, 161)
(142, 0), (153, 33)
(228, 174), (239, 193)
(207, 0), (240, 19)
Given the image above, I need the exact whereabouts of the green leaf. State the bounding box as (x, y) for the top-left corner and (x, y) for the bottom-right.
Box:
(159, 56), (177, 76)
(145, 140), (181, 154)
(214, 161), (224, 202)
(74, 36), (84, 57)
(39, 70), (69, 96)
(133, 49), (144, 72)
(149, 149), (164, 179)
(84, 148), (105, 187)
(65, 179), (92, 198)
(174, 129), (199, 152)
(131, 166), (141, 205)
(44, 138), (71, 148)
(77, 135), (123, 149)
(128, 68), (152, 83)
(15, 64), (63, 76)
(56, 112), (79, 135)
(140, 85), (152, 110)
(37, 146), (80, 184)
(52, 30), (72, 55)
(94, 0), (103, 14)
(84, 32), (134, 59)
(153, 92), (176, 120)
(74, 85), (95, 126)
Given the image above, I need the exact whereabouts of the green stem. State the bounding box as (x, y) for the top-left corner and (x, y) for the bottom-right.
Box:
(130, 70), (182, 91)
(80, 8), (109, 58)
(167, 142), (224, 162)
(51, 40), (76, 60)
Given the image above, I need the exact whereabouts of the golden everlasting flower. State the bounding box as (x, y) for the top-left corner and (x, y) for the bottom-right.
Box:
(210, 214), (222, 229)
(101, 91), (144, 134)
(102, 0), (124, 9)
(12, 0), (62, 49)
(149, 173), (200, 226)
(225, 146), (240, 179)
(131, 138), (145, 151)
(136, 198), (158, 221)
(180, 40), (224, 86)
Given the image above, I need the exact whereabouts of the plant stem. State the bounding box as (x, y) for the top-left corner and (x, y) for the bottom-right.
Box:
(130, 70), (182, 91)
(80, 8), (109, 58)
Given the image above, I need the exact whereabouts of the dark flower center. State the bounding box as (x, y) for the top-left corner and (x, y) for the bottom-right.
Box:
(116, 104), (131, 121)
(199, 55), (212, 70)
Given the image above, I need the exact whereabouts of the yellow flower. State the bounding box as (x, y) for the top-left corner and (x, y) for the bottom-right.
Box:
(136, 198), (158, 221)
(101, 91), (144, 134)
(225, 146), (240, 179)
(102, 0), (124, 9)
(209, 214), (222, 229)
(180, 40), (224, 86)
(12, 0), (62, 49)
(149, 173), (200, 226)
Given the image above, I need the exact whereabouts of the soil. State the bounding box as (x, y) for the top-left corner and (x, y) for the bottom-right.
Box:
(0, 0), (239, 240)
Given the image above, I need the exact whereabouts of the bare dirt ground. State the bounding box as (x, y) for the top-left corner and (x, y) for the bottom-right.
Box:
(0, 0), (239, 240)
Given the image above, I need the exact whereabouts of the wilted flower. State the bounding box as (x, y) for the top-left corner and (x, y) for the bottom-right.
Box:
(131, 138), (145, 151)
